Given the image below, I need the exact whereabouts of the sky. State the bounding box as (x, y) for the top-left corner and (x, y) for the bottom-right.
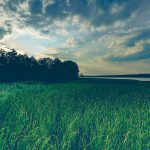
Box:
(0, 0), (150, 75)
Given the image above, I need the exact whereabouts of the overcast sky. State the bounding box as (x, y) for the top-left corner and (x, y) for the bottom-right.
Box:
(0, 0), (150, 75)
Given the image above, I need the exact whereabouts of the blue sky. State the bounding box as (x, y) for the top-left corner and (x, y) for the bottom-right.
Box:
(0, 0), (150, 75)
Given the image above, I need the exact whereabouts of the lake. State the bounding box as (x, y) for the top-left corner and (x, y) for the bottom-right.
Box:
(81, 77), (150, 81)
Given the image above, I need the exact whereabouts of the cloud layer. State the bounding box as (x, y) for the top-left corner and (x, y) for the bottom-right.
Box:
(0, 0), (150, 74)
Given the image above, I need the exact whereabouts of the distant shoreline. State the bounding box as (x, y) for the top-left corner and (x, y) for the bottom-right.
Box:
(81, 74), (150, 78)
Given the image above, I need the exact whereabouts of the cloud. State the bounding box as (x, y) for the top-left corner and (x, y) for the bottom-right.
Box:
(103, 27), (150, 62)
(63, 37), (85, 48)
(124, 29), (150, 47)
(45, 0), (68, 19)
(0, 0), (150, 74)
(28, 0), (43, 15)
(0, 0), (147, 38)
(4, 0), (26, 12)
(0, 20), (12, 40)
(106, 43), (150, 62)
(90, 0), (142, 26)
(0, 27), (7, 39)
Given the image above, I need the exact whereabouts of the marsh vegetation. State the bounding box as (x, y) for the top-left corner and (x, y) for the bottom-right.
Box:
(0, 79), (149, 149)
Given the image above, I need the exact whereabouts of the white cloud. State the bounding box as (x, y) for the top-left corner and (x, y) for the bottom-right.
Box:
(111, 3), (123, 15)
(63, 37), (84, 48)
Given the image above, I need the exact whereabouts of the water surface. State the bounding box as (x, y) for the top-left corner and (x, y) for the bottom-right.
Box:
(82, 77), (150, 81)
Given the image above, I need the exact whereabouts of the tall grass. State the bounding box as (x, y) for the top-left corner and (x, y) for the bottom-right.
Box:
(0, 79), (150, 150)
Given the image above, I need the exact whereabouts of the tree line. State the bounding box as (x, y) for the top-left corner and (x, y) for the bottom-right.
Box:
(0, 49), (79, 82)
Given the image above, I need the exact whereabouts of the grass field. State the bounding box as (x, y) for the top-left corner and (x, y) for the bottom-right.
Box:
(0, 79), (150, 150)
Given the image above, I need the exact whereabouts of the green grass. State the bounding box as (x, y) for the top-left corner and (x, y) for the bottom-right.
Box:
(0, 79), (150, 150)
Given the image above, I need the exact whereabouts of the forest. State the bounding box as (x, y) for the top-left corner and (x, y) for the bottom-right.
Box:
(0, 49), (79, 82)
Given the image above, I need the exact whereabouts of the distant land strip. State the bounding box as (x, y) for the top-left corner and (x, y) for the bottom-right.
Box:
(81, 74), (150, 78)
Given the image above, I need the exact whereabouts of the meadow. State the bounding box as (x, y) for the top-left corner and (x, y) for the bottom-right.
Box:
(0, 78), (149, 150)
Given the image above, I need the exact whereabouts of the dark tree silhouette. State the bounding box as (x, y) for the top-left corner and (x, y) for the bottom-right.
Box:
(0, 49), (79, 82)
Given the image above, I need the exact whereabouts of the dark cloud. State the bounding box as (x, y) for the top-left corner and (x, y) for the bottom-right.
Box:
(90, 0), (142, 26)
(4, 0), (26, 12)
(0, 27), (12, 40)
(106, 43), (150, 62)
(104, 27), (150, 62)
(0, 0), (149, 46)
(124, 29), (150, 47)
(0, 21), (12, 40)
(0, 27), (7, 39)
(28, 0), (43, 15)
(44, 0), (89, 19)
(2, 0), (146, 28)
(69, 0), (89, 17)
(45, 0), (68, 19)
(23, 15), (46, 29)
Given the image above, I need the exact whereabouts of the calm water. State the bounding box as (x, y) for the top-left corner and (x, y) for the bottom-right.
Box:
(82, 77), (150, 81)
